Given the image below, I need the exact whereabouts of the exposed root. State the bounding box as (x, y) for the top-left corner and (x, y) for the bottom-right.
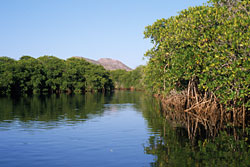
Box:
(157, 80), (246, 140)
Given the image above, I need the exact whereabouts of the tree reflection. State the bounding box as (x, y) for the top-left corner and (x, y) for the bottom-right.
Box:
(0, 91), (249, 166)
(140, 95), (250, 167)
(0, 93), (110, 126)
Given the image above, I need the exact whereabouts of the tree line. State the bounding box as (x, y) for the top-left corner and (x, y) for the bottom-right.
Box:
(0, 55), (146, 95)
(109, 66), (144, 90)
(0, 56), (113, 95)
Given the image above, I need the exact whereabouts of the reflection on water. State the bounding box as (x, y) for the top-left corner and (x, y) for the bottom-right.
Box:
(0, 91), (249, 167)
(142, 98), (250, 167)
(0, 91), (160, 167)
(0, 93), (108, 124)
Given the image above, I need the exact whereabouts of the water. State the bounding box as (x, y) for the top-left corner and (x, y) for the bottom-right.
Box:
(0, 91), (162, 167)
(0, 91), (249, 167)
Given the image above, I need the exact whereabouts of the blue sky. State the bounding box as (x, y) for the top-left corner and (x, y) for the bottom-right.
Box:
(0, 0), (207, 69)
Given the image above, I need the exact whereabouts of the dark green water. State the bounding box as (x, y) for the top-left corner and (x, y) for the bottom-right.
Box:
(0, 91), (249, 167)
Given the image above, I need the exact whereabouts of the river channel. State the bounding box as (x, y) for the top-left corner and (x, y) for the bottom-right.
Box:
(0, 91), (249, 167)
(0, 91), (162, 167)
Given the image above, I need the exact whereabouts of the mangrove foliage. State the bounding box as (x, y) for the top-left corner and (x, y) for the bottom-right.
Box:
(143, 0), (250, 137)
(0, 56), (113, 95)
(109, 66), (144, 90)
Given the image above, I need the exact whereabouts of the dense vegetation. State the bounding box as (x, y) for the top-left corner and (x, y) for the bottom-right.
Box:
(143, 0), (249, 135)
(0, 56), (113, 95)
(0, 55), (146, 95)
(109, 65), (144, 90)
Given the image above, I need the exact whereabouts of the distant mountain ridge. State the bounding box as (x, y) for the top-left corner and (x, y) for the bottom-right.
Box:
(74, 57), (132, 71)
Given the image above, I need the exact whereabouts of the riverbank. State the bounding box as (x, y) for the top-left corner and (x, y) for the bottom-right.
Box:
(154, 88), (249, 142)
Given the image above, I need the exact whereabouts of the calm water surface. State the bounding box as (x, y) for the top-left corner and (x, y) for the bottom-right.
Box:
(1, 91), (248, 167)
(0, 91), (164, 167)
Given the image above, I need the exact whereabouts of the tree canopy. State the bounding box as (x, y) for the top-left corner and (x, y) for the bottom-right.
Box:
(110, 66), (144, 90)
(144, 0), (249, 109)
(0, 56), (113, 95)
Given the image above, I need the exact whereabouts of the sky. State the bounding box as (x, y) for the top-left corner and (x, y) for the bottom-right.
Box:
(0, 0), (208, 69)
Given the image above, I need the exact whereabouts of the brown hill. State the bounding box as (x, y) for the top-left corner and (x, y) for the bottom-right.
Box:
(97, 58), (132, 71)
(74, 57), (132, 71)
